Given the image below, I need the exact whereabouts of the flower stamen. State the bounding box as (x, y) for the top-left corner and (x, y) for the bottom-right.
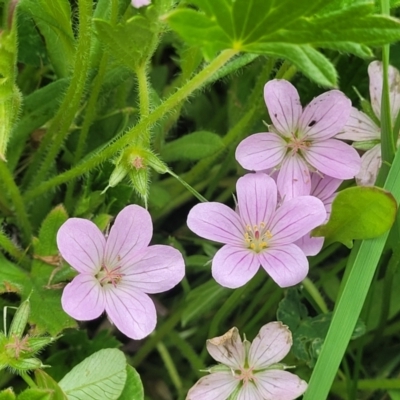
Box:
(244, 223), (273, 253)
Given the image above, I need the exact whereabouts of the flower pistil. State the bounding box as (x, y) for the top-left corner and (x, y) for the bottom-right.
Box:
(244, 223), (273, 253)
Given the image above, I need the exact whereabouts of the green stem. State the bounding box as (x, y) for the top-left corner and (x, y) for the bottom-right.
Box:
(0, 161), (32, 244)
(24, 50), (238, 202)
(156, 341), (183, 395)
(64, 52), (109, 211)
(24, 0), (93, 190)
(20, 372), (37, 388)
(302, 277), (329, 314)
(0, 230), (30, 268)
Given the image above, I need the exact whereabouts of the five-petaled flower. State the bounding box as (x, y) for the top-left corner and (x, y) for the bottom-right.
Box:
(336, 61), (400, 186)
(235, 79), (360, 199)
(186, 322), (307, 400)
(187, 173), (326, 289)
(57, 205), (185, 340)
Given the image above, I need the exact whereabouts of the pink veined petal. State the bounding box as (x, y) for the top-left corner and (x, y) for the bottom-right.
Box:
(259, 244), (309, 287)
(264, 79), (302, 137)
(120, 245), (185, 293)
(104, 205), (152, 269)
(61, 274), (105, 320)
(235, 133), (287, 171)
(356, 144), (382, 186)
(212, 245), (260, 289)
(57, 218), (105, 274)
(277, 155), (311, 200)
(186, 372), (238, 400)
(336, 107), (380, 141)
(298, 90), (351, 140)
(304, 139), (361, 179)
(236, 173), (277, 228)
(248, 322), (292, 369)
(104, 287), (156, 340)
(269, 196), (326, 245)
(310, 173), (342, 204)
(294, 234), (324, 257)
(369, 61), (383, 120)
(206, 327), (245, 369)
(237, 383), (263, 400)
(255, 370), (308, 400)
(187, 203), (244, 245)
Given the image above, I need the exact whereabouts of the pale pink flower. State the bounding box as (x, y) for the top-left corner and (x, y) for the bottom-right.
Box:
(187, 173), (326, 288)
(336, 61), (400, 186)
(186, 322), (307, 400)
(235, 79), (360, 199)
(57, 205), (185, 340)
(131, 0), (151, 8)
(295, 173), (342, 256)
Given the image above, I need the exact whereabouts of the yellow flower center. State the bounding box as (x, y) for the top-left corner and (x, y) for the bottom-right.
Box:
(244, 223), (273, 253)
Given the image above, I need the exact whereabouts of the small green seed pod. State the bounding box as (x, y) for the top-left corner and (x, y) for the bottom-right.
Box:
(8, 299), (30, 339)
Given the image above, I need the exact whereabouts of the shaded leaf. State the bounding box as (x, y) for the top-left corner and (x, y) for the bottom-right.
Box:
(117, 366), (144, 400)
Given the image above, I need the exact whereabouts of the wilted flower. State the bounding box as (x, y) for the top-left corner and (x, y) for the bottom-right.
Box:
(187, 173), (326, 288)
(186, 322), (307, 400)
(57, 205), (185, 340)
(295, 173), (342, 256)
(336, 61), (400, 186)
(131, 0), (151, 8)
(235, 79), (360, 199)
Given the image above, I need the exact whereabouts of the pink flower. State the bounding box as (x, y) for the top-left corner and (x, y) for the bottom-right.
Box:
(186, 322), (308, 400)
(57, 205), (185, 340)
(336, 61), (400, 186)
(295, 173), (342, 256)
(131, 0), (151, 8)
(235, 79), (360, 199)
(187, 173), (326, 288)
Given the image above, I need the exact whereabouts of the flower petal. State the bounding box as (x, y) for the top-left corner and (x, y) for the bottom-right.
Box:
(57, 218), (105, 274)
(248, 322), (292, 368)
(212, 245), (260, 289)
(356, 144), (381, 186)
(295, 234), (324, 257)
(336, 107), (380, 141)
(235, 133), (286, 171)
(310, 173), (342, 205)
(187, 203), (244, 245)
(236, 173), (277, 227)
(269, 196), (326, 244)
(256, 370), (308, 400)
(298, 90), (351, 140)
(277, 155), (311, 200)
(304, 139), (361, 179)
(186, 373), (238, 400)
(264, 79), (302, 136)
(237, 383), (263, 400)
(61, 274), (105, 320)
(104, 287), (156, 340)
(105, 205), (152, 269)
(121, 245), (185, 293)
(369, 61), (400, 125)
(259, 244), (309, 287)
(206, 327), (245, 368)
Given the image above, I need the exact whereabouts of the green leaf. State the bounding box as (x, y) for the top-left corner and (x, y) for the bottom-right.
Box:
(117, 366), (144, 400)
(17, 388), (52, 400)
(94, 17), (155, 71)
(182, 280), (229, 327)
(59, 349), (127, 400)
(19, 0), (75, 77)
(0, 388), (16, 400)
(34, 370), (68, 400)
(313, 186), (398, 248)
(35, 205), (68, 257)
(0, 255), (29, 294)
(161, 131), (225, 162)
